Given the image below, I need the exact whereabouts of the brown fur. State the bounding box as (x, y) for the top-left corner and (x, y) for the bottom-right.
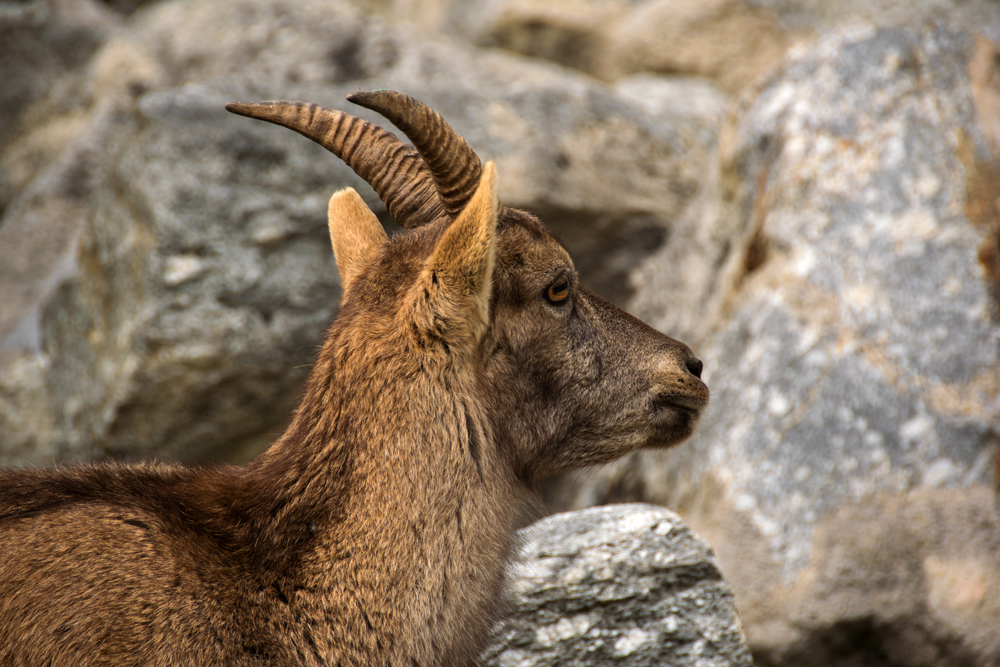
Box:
(0, 154), (707, 664)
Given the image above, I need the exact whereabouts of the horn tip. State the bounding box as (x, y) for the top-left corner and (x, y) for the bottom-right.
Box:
(225, 101), (260, 117)
(226, 100), (310, 117)
(347, 89), (401, 108)
(346, 91), (371, 106)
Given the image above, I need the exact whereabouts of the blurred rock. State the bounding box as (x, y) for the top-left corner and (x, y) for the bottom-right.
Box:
(0, 102), (121, 464)
(371, 0), (1000, 96)
(96, 0), (159, 16)
(600, 0), (789, 93)
(749, 0), (1000, 46)
(481, 504), (753, 667)
(611, 74), (737, 345)
(550, 25), (1000, 667)
(475, 0), (629, 76)
(0, 0), (729, 465)
(0, 0), (119, 216)
(384, 0), (788, 94)
(767, 487), (1000, 666)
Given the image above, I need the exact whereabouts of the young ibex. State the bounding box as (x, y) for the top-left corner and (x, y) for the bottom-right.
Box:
(0, 90), (708, 666)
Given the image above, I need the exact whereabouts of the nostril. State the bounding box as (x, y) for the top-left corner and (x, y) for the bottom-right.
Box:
(686, 356), (703, 379)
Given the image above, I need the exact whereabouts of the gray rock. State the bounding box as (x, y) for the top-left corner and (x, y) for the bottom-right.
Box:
(462, 0), (633, 77)
(96, 0), (159, 16)
(599, 0), (789, 93)
(748, 0), (1000, 46)
(550, 24), (1000, 666)
(611, 74), (738, 346)
(375, 0), (789, 94)
(0, 102), (123, 464)
(0, 0), (728, 465)
(0, 0), (119, 214)
(481, 504), (753, 667)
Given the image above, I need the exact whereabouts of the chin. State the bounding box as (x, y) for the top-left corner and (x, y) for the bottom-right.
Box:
(645, 408), (703, 449)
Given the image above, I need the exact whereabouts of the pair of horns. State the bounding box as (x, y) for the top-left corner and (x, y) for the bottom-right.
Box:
(225, 91), (483, 230)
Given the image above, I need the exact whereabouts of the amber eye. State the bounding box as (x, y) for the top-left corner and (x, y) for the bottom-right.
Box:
(546, 277), (570, 304)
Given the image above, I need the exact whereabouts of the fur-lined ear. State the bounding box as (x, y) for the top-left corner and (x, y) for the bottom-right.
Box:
(327, 188), (389, 289)
(417, 161), (498, 344)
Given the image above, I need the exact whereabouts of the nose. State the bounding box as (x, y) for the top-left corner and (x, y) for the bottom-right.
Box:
(685, 356), (704, 379)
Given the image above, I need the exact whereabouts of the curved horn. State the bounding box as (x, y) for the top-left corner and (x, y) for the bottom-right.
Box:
(225, 101), (447, 229)
(346, 91), (483, 219)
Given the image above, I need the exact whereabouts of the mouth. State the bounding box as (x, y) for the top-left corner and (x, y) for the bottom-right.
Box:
(651, 389), (709, 414)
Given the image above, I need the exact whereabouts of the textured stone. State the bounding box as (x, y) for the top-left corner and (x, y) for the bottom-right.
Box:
(387, 0), (1000, 95)
(0, 0), (727, 465)
(0, 0), (119, 214)
(600, 0), (789, 93)
(749, 0), (1000, 46)
(96, 0), (159, 15)
(0, 103), (121, 464)
(550, 25), (1000, 667)
(610, 74), (736, 345)
(473, 0), (630, 76)
(481, 504), (753, 667)
(384, 0), (788, 94)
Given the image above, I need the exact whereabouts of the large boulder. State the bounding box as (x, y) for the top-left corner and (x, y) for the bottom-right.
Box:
(750, 0), (1000, 45)
(552, 25), (1000, 666)
(0, 0), (729, 465)
(597, 0), (789, 93)
(376, 0), (1000, 98)
(375, 0), (789, 94)
(482, 504), (753, 667)
(0, 0), (119, 214)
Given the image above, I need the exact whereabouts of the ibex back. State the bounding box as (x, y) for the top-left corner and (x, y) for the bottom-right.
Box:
(0, 91), (708, 666)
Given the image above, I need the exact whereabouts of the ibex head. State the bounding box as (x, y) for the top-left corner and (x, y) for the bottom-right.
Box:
(227, 90), (708, 487)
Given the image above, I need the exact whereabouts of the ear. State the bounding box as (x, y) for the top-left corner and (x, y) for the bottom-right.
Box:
(419, 161), (498, 342)
(327, 188), (389, 289)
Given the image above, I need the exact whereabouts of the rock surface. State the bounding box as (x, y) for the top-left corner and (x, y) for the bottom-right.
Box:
(377, 0), (789, 94)
(481, 504), (753, 667)
(0, 0), (119, 213)
(751, 0), (1000, 45)
(0, 0), (728, 465)
(376, 0), (1000, 97)
(599, 0), (789, 93)
(551, 24), (1000, 667)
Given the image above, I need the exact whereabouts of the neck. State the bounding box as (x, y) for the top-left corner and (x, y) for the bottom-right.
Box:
(245, 353), (524, 665)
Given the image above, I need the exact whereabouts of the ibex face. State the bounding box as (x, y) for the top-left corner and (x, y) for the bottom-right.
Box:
(483, 208), (707, 481)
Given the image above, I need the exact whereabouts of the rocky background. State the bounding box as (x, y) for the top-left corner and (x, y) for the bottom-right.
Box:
(488, 504), (753, 667)
(2, 0), (999, 665)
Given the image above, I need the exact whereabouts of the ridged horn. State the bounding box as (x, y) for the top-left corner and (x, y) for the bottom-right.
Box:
(225, 101), (447, 229)
(346, 91), (483, 219)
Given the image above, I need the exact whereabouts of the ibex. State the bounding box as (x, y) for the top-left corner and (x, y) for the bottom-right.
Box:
(0, 90), (708, 666)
